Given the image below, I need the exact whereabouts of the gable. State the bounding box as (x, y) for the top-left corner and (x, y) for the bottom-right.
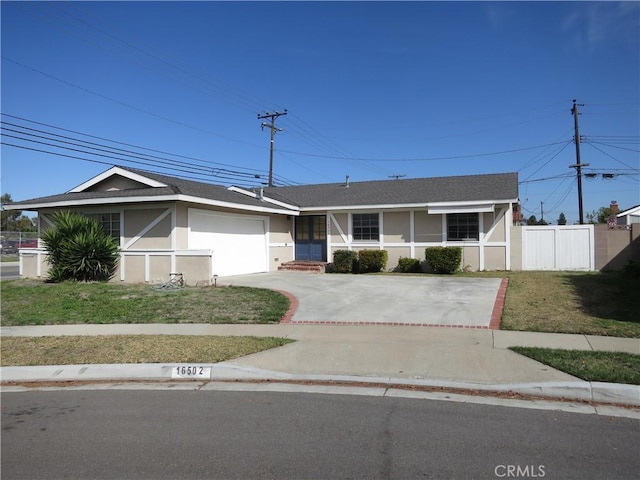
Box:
(68, 166), (167, 193)
(83, 174), (154, 192)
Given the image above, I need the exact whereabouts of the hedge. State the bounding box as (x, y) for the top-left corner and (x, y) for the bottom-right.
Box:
(357, 249), (388, 273)
(396, 257), (422, 273)
(332, 250), (358, 273)
(424, 247), (462, 274)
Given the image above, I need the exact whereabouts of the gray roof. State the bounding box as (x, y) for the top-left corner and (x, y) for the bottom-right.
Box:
(6, 166), (518, 211)
(7, 167), (272, 210)
(264, 172), (519, 208)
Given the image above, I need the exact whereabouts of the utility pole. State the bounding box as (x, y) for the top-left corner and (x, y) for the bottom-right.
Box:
(257, 110), (287, 187)
(570, 99), (589, 224)
(388, 174), (406, 180)
(540, 201), (544, 223)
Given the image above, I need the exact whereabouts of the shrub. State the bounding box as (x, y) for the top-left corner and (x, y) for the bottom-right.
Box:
(41, 211), (120, 282)
(357, 249), (388, 273)
(424, 246), (462, 274)
(332, 250), (358, 273)
(397, 257), (421, 273)
(623, 260), (640, 278)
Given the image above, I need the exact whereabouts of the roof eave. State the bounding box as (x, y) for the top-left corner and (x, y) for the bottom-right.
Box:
(300, 198), (519, 212)
(3, 194), (300, 215)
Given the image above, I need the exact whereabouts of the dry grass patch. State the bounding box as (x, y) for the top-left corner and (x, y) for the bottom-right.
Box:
(500, 271), (640, 338)
(1, 335), (294, 366)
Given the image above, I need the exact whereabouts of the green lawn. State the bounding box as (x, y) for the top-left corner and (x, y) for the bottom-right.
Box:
(510, 347), (640, 385)
(498, 271), (640, 338)
(0, 280), (290, 325)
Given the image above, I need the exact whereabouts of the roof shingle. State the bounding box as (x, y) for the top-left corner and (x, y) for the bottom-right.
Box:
(263, 172), (519, 208)
(6, 167), (518, 211)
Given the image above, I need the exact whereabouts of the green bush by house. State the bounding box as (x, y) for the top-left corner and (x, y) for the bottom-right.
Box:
(357, 249), (388, 273)
(332, 250), (358, 273)
(396, 257), (422, 273)
(331, 249), (388, 273)
(424, 246), (462, 274)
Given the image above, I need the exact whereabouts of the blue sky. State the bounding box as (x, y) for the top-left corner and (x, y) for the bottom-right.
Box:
(1, 1), (638, 224)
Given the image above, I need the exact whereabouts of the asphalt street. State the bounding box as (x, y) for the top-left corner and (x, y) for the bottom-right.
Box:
(2, 390), (639, 480)
(0, 262), (19, 281)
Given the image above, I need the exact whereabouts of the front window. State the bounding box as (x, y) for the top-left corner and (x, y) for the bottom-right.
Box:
(353, 213), (379, 241)
(447, 213), (479, 241)
(87, 212), (121, 242)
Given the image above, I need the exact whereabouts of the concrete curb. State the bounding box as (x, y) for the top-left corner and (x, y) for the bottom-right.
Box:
(2, 363), (638, 407)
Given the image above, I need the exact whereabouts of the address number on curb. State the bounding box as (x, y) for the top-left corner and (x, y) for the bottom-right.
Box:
(171, 366), (211, 379)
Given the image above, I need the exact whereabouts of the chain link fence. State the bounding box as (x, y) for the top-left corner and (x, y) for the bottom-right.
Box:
(1, 231), (39, 254)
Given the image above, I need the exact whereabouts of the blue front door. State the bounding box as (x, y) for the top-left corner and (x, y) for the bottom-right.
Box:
(295, 216), (327, 261)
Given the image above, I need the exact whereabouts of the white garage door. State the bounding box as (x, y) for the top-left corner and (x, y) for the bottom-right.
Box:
(188, 210), (268, 276)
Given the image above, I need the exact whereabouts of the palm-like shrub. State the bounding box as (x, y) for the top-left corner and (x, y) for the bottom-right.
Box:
(41, 211), (120, 282)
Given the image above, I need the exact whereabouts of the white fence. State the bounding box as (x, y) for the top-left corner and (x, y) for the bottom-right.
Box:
(522, 225), (595, 271)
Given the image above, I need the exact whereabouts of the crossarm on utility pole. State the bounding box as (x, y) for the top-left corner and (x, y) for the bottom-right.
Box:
(257, 110), (287, 187)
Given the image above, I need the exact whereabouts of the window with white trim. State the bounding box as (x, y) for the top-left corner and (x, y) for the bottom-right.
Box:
(87, 213), (121, 243)
(446, 213), (479, 241)
(353, 213), (379, 241)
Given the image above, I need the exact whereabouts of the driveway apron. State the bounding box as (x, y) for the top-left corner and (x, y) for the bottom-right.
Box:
(221, 273), (502, 327)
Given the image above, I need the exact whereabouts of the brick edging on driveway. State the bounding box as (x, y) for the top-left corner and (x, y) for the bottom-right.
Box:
(277, 290), (299, 324)
(489, 277), (509, 330)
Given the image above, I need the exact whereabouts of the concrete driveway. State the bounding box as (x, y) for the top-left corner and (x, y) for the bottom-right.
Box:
(221, 272), (504, 328)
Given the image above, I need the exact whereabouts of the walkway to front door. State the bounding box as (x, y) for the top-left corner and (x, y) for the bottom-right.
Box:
(295, 215), (327, 262)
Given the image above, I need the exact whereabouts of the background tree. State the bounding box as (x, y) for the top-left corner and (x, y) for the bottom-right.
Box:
(526, 215), (538, 225)
(586, 206), (614, 224)
(557, 212), (567, 225)
(41, 211), (120, 282)
(596, 206), (613, 224)
(1, 193), (37, 232)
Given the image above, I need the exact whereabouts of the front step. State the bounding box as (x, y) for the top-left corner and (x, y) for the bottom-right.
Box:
(278, 261), (328, 273)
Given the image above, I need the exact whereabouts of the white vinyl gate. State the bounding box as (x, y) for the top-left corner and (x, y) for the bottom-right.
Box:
(522, 225), (595, 271)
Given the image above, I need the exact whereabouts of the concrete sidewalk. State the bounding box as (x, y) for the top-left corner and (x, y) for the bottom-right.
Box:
(2, 324), (639, 406)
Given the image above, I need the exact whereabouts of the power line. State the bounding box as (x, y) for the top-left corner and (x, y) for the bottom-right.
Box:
(21, 1), (271, 115)
(520, 140), (573, 182)
(279, 141), (571, 162)
(1, 57), (266, 151)
(583, 140), (640, 154)
(1, 142), (275, 189)
(0, 142), (282, 186)
(519, 173), (575, 184)
(0, 117), (303, 186)
(582, 141), (638, 170)
(1, 113), (300, 182)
